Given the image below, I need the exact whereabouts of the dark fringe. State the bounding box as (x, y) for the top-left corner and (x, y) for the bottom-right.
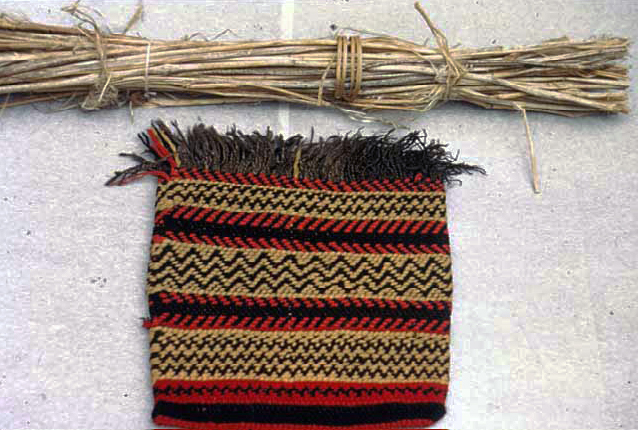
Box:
(106, 120), (485, 186)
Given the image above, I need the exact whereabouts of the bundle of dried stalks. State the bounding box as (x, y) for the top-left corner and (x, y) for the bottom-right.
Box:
(0, 2), (630, 118)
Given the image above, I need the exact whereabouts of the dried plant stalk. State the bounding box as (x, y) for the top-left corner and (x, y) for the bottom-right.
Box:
(0, 2), (630, 117)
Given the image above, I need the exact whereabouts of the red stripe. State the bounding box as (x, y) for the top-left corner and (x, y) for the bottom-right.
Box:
(378, 220), (392, 234)
(146, 316), (449, 334)
(333, 219), (350, 232)
(251, 212), (269, 227)
(182, 206), (199, 220)
(171, 206), (189, 219)
(387, 220), (402, 234)
(202, 210), (219, 223)
(192, 169), (204, 180)
(193, 207), (212, 222)
(153, 415), (438, 430)
(354, 219), (369, 233)
(153, 379), (448, 406)
(262, 213), (277, 228)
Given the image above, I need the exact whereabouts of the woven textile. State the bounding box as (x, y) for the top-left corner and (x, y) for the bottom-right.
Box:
(110, 121), (482, 429)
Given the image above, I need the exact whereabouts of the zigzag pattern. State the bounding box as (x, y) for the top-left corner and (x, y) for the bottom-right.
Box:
(152, 362), (448, 383)
(150, 328), (449, 383)
(151, 355), (449, 383)
(166, 169), (445, 192)
(151, 329), (449, 356)
(156, 181), (446, 220)
(141, 279), (449, 302)
(147, 241), (452, 300)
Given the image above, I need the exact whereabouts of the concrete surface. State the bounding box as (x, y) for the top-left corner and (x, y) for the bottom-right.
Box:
(0, 0), (636, 429)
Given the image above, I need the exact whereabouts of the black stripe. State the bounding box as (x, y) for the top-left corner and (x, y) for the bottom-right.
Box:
(148, 293), (451, 321)
(155, 217), (449, 247)
(152, 401), (445, 426)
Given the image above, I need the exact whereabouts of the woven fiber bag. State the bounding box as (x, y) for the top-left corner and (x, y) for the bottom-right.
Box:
(109, 121), (483, 429)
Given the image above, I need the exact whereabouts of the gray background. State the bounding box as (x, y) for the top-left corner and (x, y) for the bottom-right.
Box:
(0, 0), (636, 429)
